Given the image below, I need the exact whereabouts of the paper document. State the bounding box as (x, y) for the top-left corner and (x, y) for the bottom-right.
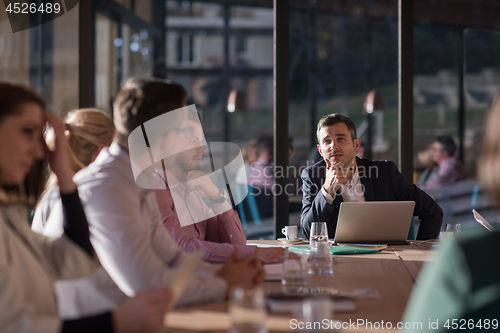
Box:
(168, 251), (204, 309)
(266, 297), (356, 313)
(264, 263), (283, 281)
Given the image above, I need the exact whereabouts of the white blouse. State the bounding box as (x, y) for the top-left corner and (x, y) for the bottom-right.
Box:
(0, 204), (99, 333)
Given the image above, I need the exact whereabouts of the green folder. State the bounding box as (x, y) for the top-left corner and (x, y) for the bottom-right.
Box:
(289, 245), (380, 255)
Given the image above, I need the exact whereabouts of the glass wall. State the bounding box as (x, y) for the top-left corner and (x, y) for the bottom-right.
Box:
(288, 0), (398, 167)
(286, 1), (398, 228)
(95, 1), (153, 115)
(2, 0), (499, 232)
(0, 1), (78, 116)
(165, 1), (273, 143)
(413, 0), (500, 227)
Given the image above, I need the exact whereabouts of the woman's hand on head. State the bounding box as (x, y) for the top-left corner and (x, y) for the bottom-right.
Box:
(44, 112), (75, 194)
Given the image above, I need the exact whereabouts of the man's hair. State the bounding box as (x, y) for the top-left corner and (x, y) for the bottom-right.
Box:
(435, 136), (456, 157)
(316, 113), (357, 142)
(113, 78), (187, 148)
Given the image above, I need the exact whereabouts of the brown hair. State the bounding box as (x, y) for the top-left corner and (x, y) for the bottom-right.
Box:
(113, 78), (187, 149)
(0, 83), (47, 207)
(316, 113), (357, 143)
(479, 92), (500, 205)
(435, 136), (457, 157)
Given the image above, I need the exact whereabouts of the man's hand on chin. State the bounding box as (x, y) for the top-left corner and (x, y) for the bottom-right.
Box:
(323, 159), (346, 196)
(185, 170), (220, 199)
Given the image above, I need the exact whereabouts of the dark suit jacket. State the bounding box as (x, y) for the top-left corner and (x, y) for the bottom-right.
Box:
(300, 157), (443, 240)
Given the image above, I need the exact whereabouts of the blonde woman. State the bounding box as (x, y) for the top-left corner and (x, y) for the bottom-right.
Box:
(33, 109), (114, 234)
(31, 109), (128, 319)
(403, 93), (500, 331)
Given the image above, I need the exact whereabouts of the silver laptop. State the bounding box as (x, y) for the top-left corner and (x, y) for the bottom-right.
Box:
(333, 201), (415, 245)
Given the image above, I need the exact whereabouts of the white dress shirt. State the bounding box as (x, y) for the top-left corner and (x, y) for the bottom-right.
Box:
(72, 142), (227, 305)
(321, 165), (366, 205)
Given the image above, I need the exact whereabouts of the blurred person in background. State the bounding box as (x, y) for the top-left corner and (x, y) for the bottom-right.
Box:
(70, 78), (265, 306)
(403, 92), (500, 332)
(235, 139), (258, 186)
(418, 136), (467, 190)
(415, 147), (437, 186)
(355, 142), (371, 159)
(248, 135), (274, 218)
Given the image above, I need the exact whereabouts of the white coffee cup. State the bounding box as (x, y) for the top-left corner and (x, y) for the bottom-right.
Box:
(282, 226), (298, 240)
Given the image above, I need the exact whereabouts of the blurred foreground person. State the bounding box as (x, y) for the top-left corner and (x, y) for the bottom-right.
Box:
(403, 93), (500, 332)
(415, 147), (437, 186)
(0, 84), (171, 333)
(70, 78), (265, 305)
(32, 109), (129, 318)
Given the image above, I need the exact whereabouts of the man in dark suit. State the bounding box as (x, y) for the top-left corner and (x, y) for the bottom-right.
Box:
(301, 114), (443, 240)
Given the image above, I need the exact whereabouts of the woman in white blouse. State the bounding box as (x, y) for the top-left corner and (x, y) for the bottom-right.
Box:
(0, 83), (171, 333)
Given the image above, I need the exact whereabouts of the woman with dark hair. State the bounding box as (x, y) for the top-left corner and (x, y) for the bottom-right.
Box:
(0, 83), (171, 333)
(403, 93), (500, 332)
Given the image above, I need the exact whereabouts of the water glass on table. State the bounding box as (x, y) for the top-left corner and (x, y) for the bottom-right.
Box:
(229, 287), (268, 333)
(440, 223), (462, 245)
(309, 222), (333, 275)
(282, 250), (308, 286)
(445, 223), (462, 236)
(302, 297), (334, 324)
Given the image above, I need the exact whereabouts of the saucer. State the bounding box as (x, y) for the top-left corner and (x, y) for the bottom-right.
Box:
(277, 238), (307, 244)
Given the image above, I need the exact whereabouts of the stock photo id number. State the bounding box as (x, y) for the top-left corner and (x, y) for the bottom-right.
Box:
(3, 0), (79, 32)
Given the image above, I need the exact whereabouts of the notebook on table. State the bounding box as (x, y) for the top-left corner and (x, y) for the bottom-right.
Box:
(333, 201), (415, 245)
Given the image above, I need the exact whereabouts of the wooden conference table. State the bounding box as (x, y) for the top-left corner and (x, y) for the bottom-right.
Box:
(162, 240), (436, 332)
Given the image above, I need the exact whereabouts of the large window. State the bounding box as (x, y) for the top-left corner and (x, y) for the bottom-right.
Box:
(288, 0), (398, 167)
(412, 0), (500, 226)
(0, 1), (78, 116)
(95, 1), (153, 114)
(2, 0), (500, 233)
(165, 1), (274, 235)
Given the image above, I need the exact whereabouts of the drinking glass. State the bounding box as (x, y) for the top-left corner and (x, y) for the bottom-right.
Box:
(445, 223), (462, 237)
(229, 287), (267, 333)
(282, 250), (308, 286)
(309, 222), (333, 275)
(302, 297), (334, 323)
(309, 222), (329, 242)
